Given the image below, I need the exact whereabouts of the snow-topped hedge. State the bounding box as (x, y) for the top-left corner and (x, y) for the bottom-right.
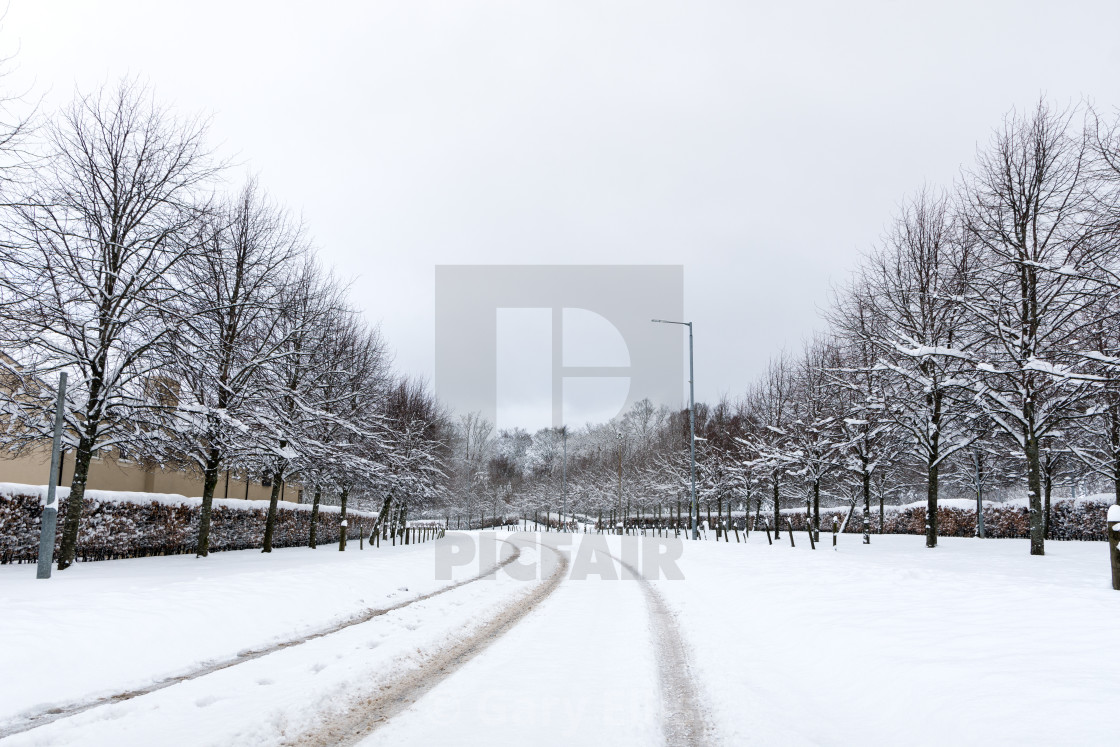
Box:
(0, 483), (377, 564)
(781, 496), (1115, 541)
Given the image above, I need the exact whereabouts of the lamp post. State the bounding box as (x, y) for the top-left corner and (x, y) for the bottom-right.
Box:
(561, 426), (567, 532)
(617, 431), (624, 535)
(652, 319), (699, 540)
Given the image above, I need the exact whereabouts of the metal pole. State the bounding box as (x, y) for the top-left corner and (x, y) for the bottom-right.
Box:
(688, 323), (698, 540)
(617, 431), (623, 535)
(561, 427), (567, 532)
(37, 373), (68, 579)
(651, 318), (699, 541)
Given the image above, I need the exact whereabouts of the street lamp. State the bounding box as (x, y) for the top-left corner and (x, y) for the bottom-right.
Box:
(561, 426), (567, 532)
(652, 318), (699, 540)
(617, 430), (624, 535)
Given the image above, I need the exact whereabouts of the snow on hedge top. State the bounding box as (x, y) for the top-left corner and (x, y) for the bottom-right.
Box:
(895, 494), (1114, 511)
(776, 493), (1115, 514)
(0, 482), (376, 517)
(1108, 504), (1120, 524)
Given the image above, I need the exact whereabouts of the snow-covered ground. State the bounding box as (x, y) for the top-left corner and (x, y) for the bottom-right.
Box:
(656, 531), (1119, 746)
(2, 530), (1117, 745)
(0, 538), (525, 741)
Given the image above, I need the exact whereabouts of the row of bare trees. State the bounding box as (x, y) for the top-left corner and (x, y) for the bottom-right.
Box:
(0, 80), (449, 568)
(437, 100), (1120, 557)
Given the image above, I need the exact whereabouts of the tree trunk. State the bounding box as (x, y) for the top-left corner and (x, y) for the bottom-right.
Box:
(1109, 518), (1120, 591)
(1112, 404), (1120, 506)
(371, 493), (393, 537)
(926, 458), (939, 548)
(1043, 462), (1053, 540)
(716, 490), (722, 540)
(262, 468), (284, 553)
(812, 479), (821, 542)
(974, 450), (986, 538)
(339, 487), (349, 551)
(862, 469), (871, 545)
(57, 435), (95, 570)
(1025, 432), (1045, 555)
(772, 476), (781, 539)
(196, 444), (222, 557)
(309, 486), (322, 548)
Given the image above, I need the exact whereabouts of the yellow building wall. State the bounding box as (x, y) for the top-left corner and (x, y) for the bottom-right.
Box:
(0, 447), (300, 503)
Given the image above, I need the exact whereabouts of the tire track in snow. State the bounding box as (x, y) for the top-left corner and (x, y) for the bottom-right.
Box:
(617, 551), (712, 747)
(0, 538), (524, 740)
(291, 536), (569, 747)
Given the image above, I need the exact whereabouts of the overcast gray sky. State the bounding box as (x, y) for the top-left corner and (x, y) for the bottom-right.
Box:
(5, 1), (1120, 422)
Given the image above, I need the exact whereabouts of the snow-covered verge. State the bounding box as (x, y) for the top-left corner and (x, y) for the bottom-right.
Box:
(0, 483), (376, 564)
(653, 533), (1120, 746)
(0, 535), (529, 740)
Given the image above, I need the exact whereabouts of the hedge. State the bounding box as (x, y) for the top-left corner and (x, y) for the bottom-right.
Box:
(0, 488), (376, 564)
(621, 497), (1115, 542)
(780, 497), (1114, 541)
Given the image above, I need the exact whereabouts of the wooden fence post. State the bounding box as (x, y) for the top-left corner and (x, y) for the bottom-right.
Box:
(832, 515), (839, 549)
(786, 519), (795, 548)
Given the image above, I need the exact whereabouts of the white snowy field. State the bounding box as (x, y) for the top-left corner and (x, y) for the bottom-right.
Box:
(655, 531), (1119, 746)
(1, 530), (1117, 746)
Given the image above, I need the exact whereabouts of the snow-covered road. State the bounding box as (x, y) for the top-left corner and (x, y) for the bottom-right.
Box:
(356, 533), (710, 747)
(0, 536), (542, 744)
(2, 531), (1118, 746)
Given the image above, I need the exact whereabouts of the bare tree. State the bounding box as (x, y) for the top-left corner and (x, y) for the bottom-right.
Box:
(1063, 301), (1120, 507)
(298, 313), (391, 550)
(959, 100), (1103, 555)
(787, 336), (844, 539)
(370, 377), (447, 537)
(168, 178), (307, 556)
(254, 262), (346, 552)
(859, 188), (978, 547)
(450, 411), (494, 528)
(0, 80), (217, 569)
(829, 283), (900, 545)
(742, 353), (797, 538)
